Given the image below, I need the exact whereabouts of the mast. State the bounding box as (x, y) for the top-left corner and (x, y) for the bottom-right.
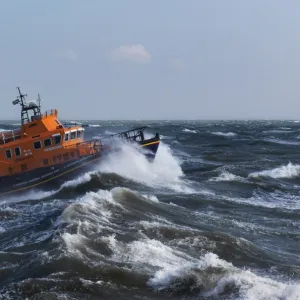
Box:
(12, 87), (42, 125)
(13, 87), (28, 125)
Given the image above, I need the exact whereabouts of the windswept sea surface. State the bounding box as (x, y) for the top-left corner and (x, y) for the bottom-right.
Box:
(1, 120), (300, 300)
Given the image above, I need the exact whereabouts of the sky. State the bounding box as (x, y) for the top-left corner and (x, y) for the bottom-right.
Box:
(0, 0), (300, 120)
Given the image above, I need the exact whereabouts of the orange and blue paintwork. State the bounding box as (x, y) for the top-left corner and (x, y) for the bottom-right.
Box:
(0, 88), (160, 196)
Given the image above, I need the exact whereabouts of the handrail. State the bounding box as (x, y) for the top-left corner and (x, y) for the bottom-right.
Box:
(110, 126), (147, 142)
(0, 129), (22, 144)
(42, 109), (57, 118)
(110, 126), (147, 137)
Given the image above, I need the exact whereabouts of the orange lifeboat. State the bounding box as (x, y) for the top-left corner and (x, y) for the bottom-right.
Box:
(0, 87), (160, 196)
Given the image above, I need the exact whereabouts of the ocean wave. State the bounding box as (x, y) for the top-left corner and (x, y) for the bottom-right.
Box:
(212, 131), (236, 137)
(209, 171), (245, 182)
(264, 138), (300, 146)
(249, 162), (300, 179)
(223, 189), (300, 210)
(99, 142), (196, 193)
(59, 171), (98, 189)
(148, 252), (300, 299)
(263, 130), (293, 134)
(88, 124), (101, 128)
(57, 188), (300, 300)
(0, 189), (55, 205)
(183, 128), (197, 133)
(104, 130), (117, 135)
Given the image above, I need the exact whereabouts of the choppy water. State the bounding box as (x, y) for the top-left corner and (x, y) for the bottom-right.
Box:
(1, 120), (300, 300)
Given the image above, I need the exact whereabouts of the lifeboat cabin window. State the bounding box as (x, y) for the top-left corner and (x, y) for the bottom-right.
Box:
(70, 130), (76, 140)
(77, 129), (84, 139)
(5, 149), (12, 159)
(44, 138), (52, 147)
(64, 132), (70, 142)
(15, 147), (21, 157)
(53, 134), (62, 145)
(34, 141), (42, 150)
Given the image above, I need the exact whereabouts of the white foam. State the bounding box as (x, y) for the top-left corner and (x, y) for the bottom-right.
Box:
(223, 189), (300, 210)
(265, 138), (300, 146)
(263, 130), (293, 134)
(249, 162), (300, 179)
(212, 131), (236, 137)
(104, 130), (117, 135)
(88, 124), (101, 128)
(97, 232), (300, 300)
(0, 189), (55, 205)
(107, 238), (192, 271)
(99, 141), (195, 193)
(209, 171), (245, 182)
(59, 188), (131, 258)
(148, 252), (300, 300)
(183, 128), (197, 133)
(142, 194), (160, 203)
(60, 171), (96, 189)
(59, 189), (121, 225)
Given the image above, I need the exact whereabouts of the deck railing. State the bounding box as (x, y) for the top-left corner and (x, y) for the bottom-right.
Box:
(0, 129), (22, 144)
(42, 109), (58, 118)
(110, 126), (147, 142)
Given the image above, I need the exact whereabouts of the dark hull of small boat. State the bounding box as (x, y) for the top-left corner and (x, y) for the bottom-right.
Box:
(0, 139), (160, 197)
(140, 139), (160, 161)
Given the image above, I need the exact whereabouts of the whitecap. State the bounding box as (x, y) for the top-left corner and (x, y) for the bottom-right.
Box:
(209, 171), (245, 182)
(182, 128), (197, 133)
(249, 162), (300, 179)
(88, 124), (101, 128)
(148, 251), (300, 300)
(212, 131), (236, 137)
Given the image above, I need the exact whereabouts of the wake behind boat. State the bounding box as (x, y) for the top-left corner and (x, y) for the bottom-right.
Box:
(0, 88), (160, 196)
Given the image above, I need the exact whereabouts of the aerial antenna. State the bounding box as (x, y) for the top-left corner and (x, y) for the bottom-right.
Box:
(37, 93), (41, 110)
(12, 86), (27, 107)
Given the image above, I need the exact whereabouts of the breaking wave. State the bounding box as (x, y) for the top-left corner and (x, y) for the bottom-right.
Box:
(212, 132), (236, 137)
(209, 171), (245, 182)
(148, 252), (300, 299)
(0, 189), (55, 205)
(183, 128), (197, 133)
(249, 162), (300, 179)
(57, 188), (300, 300)
(99, 142), (195, 193)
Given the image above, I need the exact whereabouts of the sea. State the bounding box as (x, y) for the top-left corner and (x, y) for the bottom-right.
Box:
(0, 120), (300, 300)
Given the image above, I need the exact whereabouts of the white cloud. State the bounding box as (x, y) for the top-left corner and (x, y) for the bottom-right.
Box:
(110, 44), (151, 63)
(168, 58), (187, 71)
(56, 49), (78, 62)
